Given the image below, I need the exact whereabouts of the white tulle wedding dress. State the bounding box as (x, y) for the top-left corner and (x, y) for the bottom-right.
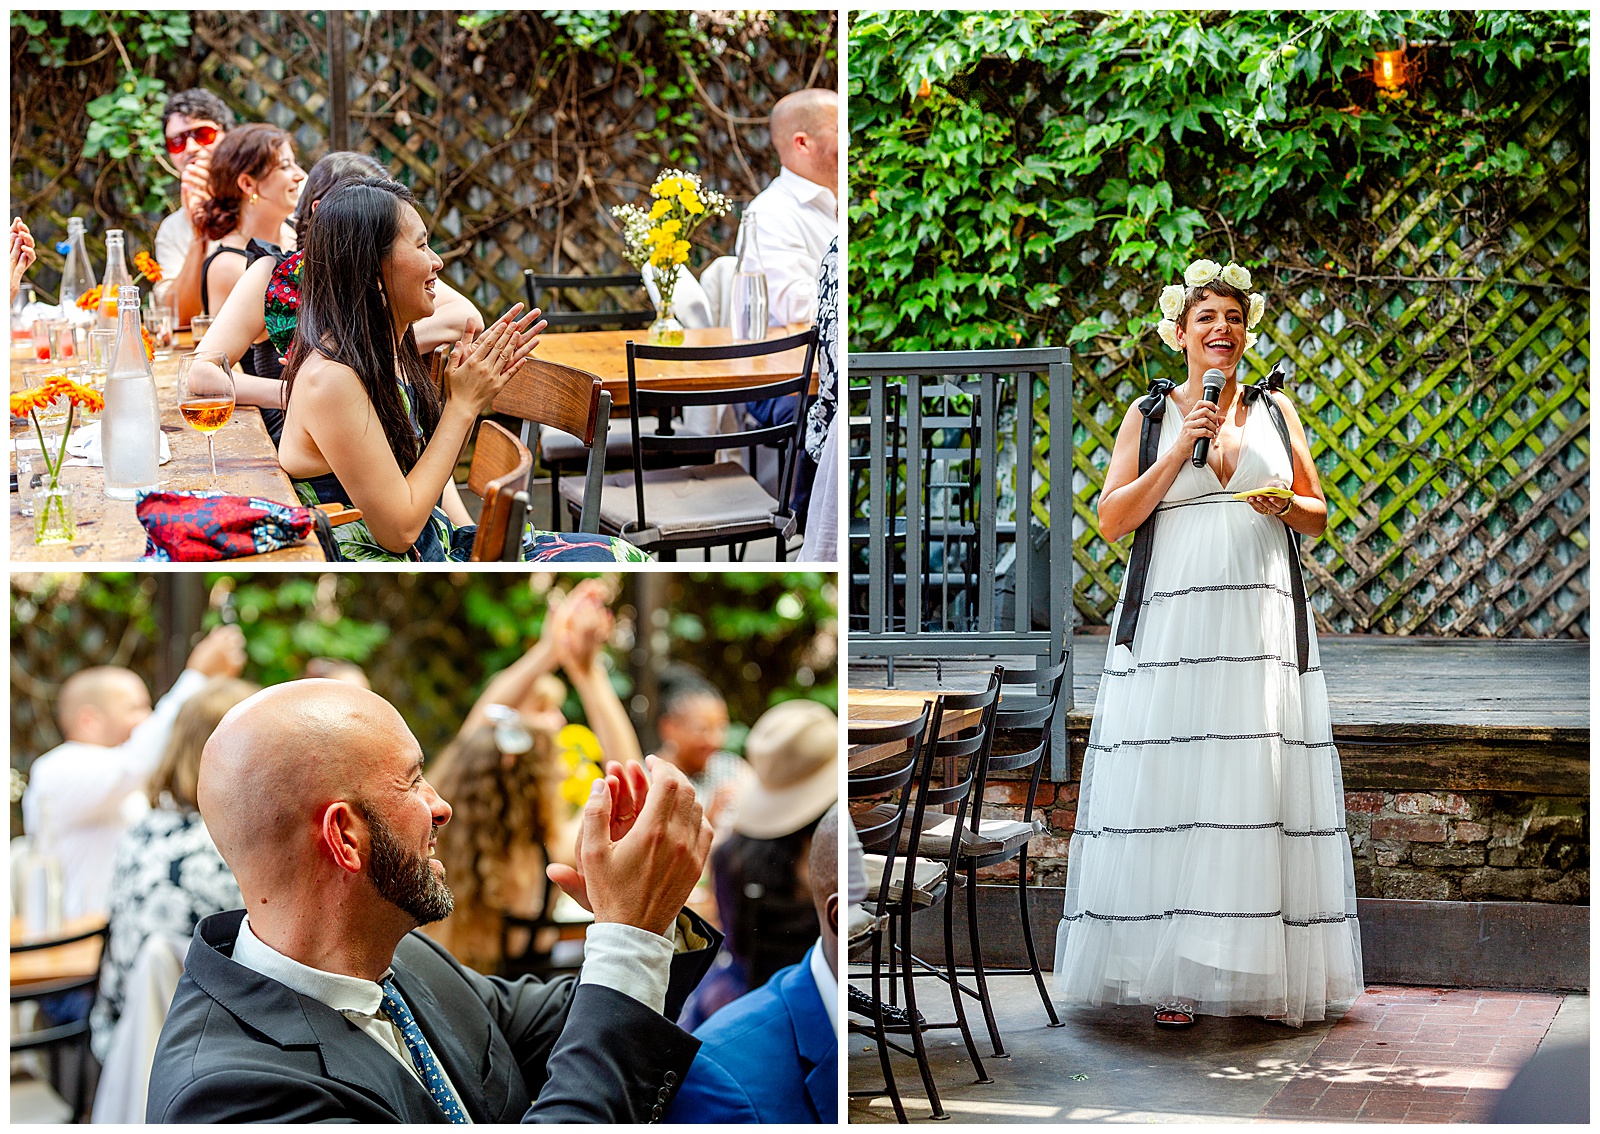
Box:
(1053, 392), (1365, 1027)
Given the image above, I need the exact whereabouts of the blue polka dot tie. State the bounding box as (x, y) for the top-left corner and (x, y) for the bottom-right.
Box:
(380, 978), (469, 1123)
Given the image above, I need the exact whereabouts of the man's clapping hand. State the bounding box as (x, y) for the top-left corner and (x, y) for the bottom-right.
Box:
(546, 756), (712, 939)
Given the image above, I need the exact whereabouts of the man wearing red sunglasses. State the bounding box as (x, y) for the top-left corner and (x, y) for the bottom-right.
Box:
(154, 89), (238, 325)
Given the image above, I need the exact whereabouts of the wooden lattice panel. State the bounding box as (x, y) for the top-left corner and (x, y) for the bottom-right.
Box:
(12, 11), (836, 317)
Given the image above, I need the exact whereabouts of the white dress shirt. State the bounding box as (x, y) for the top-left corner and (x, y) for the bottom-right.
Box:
(807, 937), (838, 1032)
(22, 668), (207, 921)
(739, 167), (838, 327)
(227, 912), (687, 1117)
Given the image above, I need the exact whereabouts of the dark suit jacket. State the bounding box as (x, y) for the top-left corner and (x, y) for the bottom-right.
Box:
(147, 908), (719, 1123)
(663, 945), (837, 1123)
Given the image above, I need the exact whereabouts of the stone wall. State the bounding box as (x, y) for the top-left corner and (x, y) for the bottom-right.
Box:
(976, 775), (1590, 906)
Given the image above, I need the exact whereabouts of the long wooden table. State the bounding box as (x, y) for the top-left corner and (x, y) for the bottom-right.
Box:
(10, 334), (323, 563)
(531, 324), (815, 406)
(10, 915), (107, 988)
(847, 689), (986, 770)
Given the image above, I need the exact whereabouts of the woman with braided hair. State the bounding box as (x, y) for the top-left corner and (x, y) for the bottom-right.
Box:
(1054, 259), (1363, 1029)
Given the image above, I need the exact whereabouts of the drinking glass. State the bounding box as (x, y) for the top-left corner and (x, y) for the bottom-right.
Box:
(85, 330), (118, 396)
(145, 307), (175, 360)
(190, 314), (214, 344)
(177, 351), (237, 486)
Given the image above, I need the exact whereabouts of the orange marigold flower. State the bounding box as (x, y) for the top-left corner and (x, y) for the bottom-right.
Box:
(134, 250), (163, 284)
(76, 284), (103, 311)
(141, 326), (155, 361)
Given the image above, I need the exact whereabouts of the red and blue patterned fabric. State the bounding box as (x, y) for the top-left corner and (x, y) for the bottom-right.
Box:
(137, 491), (314, 562)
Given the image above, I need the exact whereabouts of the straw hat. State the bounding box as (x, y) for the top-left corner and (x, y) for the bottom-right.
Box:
(732, 699), (838, 839)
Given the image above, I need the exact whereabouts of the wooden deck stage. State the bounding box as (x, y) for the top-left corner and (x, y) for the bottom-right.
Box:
(849, 633), (1590, 792)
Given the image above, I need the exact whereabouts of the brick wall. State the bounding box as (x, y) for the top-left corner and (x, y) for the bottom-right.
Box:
(976, 774), (1590, 905)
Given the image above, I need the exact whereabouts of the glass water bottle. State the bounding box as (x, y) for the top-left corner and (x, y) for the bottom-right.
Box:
(97, 230), (132, 330)
(59, 217), (98, 326)
(103, 284), (161, 499)
(730, 214), (769, 341)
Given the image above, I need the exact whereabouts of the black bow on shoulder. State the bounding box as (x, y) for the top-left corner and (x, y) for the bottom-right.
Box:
(1240, 363), (1286, 406)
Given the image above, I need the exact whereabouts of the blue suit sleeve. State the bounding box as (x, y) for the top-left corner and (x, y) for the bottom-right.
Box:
(662, 1052), (759, 1124)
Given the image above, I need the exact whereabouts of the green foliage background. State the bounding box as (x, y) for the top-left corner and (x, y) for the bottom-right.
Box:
(11, 572), (837, 833)
(849, 9), (1588, 352)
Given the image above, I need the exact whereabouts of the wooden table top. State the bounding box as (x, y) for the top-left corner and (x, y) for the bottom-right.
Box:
(848, 689), (985, 770)
(10, 337), (322, 563)
(10, 915), (107, 988)
(531, 324), (815, 406)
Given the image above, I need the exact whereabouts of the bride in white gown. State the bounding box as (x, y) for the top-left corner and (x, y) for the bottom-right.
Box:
(1053, 260), (1364, 1028)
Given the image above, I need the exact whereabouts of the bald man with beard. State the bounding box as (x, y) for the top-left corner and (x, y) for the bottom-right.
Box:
(146, 680), (719, 1123)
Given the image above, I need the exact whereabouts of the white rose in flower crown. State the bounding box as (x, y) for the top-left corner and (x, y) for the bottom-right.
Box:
(1157, 318), (1181, 351)
(1247, 292), (1265, 329)
(1245, 330), (1259, 350)
(1184, 259), (1221, 287)
(1157, 284), (1185, 320)
(1221, 263), (1253, 290)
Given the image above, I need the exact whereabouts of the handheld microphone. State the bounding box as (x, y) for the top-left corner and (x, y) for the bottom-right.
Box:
(1191, 368), (1226, 468)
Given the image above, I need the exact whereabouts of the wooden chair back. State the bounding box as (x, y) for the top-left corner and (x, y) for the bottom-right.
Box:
(494, 358), (602, 443)
(467, 420), (533, 561)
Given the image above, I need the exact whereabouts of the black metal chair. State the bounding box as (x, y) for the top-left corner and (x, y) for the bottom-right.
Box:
(847, 703), (929, 1123)
(953, 657), (1070, 1055)
(886, 673), (1003, 1096)
(10, 922), (111, 1123)
(568, 328), (819, 560)
(523, 270), (653, 331)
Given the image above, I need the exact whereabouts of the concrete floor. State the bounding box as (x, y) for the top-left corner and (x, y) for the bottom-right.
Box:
(847, 975), (1588, 1124)
(849, 975), (1337, 1123)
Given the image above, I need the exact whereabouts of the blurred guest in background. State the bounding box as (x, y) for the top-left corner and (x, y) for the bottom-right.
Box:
(655, 667), (751, 829)
(10, 216), (36, 302)
(301, 656), (370, 688)
(21, 626), (246, 922)
(89, 677), (257, 1062)
(667, 802), (840, 1123)
(426, 579), (640, 973)
(681, 698), (838, 1027)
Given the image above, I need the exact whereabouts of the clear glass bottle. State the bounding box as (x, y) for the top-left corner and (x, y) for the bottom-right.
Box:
(730, 213), (769, 341)
(59, 217), (98, 326)
(103, 284), (161, 500)
(97, 229), (132, 331)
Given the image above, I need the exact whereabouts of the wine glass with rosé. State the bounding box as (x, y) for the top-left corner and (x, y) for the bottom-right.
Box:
(176, 350), (236, 486)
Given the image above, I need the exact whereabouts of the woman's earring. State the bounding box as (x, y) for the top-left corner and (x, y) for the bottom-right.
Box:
(250, 192), (259, 205)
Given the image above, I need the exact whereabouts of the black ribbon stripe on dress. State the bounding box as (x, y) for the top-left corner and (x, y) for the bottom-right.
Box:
(1112, 378), (1175, 652)
(1241, 364), (1313, 675)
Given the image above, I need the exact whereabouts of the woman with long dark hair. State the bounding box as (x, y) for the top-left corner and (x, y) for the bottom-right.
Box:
(198, 151), (484, 443)
(278, 177), (645, 562)
(196, 123), (303, 327)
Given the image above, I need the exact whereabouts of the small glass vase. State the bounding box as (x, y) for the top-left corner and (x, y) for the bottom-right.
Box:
(648, 298), (685, 347)
(34, 482), (76, 546)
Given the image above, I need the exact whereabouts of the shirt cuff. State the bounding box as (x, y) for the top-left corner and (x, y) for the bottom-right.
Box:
(578, 921), (675, 1016)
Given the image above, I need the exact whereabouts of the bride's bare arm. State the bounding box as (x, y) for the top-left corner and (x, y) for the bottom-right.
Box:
(1098, 397), (1222, 542)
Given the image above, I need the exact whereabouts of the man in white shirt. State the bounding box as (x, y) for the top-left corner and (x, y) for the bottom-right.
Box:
(152, 89), (235, 325)
(740, 87), (840, 329)
(147, 679), (718, 1123)
(21, 626), (246, 922)
(735, 88), (839, 524)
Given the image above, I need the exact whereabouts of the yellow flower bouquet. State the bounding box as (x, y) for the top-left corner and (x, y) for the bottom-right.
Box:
(612, 169), (730, 344)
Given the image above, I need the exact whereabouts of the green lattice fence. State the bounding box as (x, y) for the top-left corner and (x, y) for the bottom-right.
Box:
(1027, 75), (1587, 637)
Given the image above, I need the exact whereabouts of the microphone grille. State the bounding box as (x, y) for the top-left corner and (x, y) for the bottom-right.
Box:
(1202, 368), (1226, 384)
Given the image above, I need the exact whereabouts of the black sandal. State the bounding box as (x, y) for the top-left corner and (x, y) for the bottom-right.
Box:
(1153, 1001), (1197, 1028)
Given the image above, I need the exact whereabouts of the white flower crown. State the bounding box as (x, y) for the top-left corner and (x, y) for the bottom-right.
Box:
(1154, 258), (1265, 353)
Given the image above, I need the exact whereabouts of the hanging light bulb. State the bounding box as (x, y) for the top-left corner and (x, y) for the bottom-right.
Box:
(1373, 37), (1409, 97)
